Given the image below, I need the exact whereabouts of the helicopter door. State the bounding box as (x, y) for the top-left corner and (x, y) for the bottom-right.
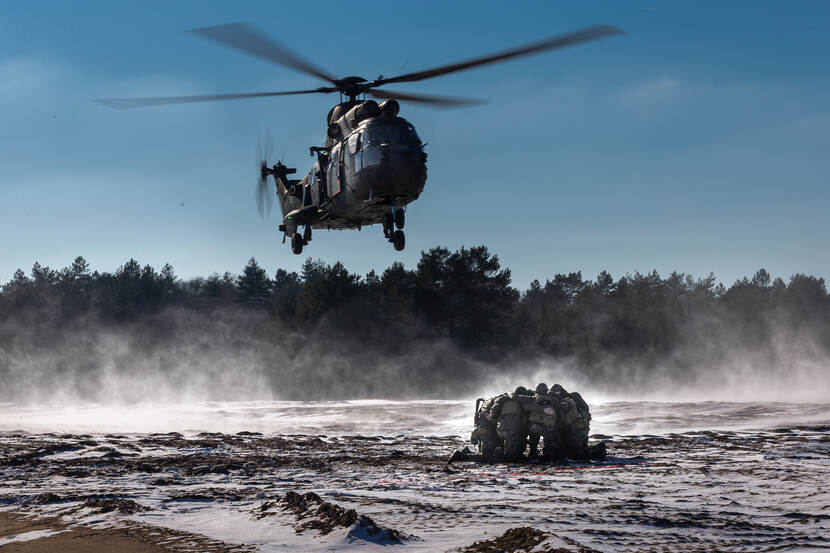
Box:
(315, 168), (327, 203)
(309, 172), (319, 205)
(303, 180), (313, 207)
(346, 131), (361, 175)
(328, 145), (341, 197)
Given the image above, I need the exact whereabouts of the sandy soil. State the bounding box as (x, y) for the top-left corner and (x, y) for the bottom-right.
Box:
(0, 510), (254, 552)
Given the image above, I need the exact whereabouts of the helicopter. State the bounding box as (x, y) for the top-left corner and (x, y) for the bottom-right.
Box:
(98, 23), (623, 254)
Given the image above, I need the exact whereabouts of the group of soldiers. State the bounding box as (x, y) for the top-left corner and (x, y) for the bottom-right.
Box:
(451, 383), (606, 464)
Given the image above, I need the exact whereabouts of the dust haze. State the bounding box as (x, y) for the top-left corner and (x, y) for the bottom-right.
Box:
(2, 303), (828, 406)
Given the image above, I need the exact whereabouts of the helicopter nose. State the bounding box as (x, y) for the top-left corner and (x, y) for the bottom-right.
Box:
(379, 143), (420, 173)
(372, 144), (426, 196)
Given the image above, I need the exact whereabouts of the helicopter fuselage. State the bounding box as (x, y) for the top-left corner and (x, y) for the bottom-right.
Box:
(275, 100), (426, 252)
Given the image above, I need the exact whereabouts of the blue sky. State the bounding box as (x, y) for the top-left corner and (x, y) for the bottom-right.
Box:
(2, 1), (828, 289)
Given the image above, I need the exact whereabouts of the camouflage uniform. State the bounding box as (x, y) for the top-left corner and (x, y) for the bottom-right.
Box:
(496, 392), (527, 461)
(463, 383), (604, 465)
(555, 390), (591, 459)
(528, 393), (563, 461)
(471, 394), (506, 463)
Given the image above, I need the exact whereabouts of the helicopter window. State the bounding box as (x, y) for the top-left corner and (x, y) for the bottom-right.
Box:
(347, 132), (360, 155)
(350, 131), (364, 171)
(363, 123), (420, 145)
(361, 138), (380, 168)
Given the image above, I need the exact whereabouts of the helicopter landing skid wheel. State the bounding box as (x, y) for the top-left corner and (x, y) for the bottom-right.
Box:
(391, 230), (405, 251)
(291, 233), (304, 255)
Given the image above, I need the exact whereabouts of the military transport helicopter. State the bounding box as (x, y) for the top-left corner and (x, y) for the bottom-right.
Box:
(98, 23), (623, 254)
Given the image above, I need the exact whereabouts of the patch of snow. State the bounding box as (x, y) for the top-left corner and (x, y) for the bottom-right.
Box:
(0, 528), (65, 545)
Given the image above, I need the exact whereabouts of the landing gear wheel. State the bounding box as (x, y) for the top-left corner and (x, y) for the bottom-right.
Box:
(392, 230), (405, 251)
(394, 208), (405, 230)
(303, 225), (312, 243)
(383, 212), (394, 238)
(291, 233), (304, 255)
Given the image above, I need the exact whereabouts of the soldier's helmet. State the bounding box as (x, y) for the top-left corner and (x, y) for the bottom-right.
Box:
(514, 386), (531, 396)
(535, 383), (549, 395)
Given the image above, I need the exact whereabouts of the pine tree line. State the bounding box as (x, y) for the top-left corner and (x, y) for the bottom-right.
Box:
(1, 246), (828, 399)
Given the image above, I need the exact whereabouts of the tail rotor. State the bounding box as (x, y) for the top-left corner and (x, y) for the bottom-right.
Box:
(255, 130), (275, 217)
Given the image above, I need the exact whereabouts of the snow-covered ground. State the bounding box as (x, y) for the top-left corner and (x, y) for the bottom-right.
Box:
(1, 400), (829, 552)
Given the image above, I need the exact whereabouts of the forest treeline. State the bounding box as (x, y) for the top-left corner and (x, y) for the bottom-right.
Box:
(1, 247), (828, 399)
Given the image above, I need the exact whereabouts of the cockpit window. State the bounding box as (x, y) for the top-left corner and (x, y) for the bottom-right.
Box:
(363, 123), (420, 146)
(406, 124), (421, 143)
(347, 132), (360, 154)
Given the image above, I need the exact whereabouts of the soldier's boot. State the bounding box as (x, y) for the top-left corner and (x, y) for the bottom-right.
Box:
(542, 444), (560, 463)
(504, 436), (527, 462)
(570, 440), (589, 460)
(481, 442), (496, 463)
(542, 432), (565, 463)
(587, 442), (607, 460)
(491, 447), (505, 464)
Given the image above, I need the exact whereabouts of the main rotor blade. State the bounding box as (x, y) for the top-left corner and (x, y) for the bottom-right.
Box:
(95, 88), (335, 109)
(189, 23), (338, 85)
(368, 89), (485, 108)
(372, 25), (624, 86)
